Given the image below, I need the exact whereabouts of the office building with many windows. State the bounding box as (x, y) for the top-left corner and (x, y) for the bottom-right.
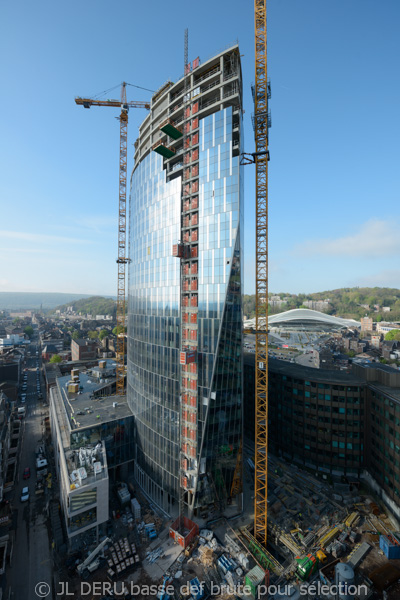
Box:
(244, 355), (400, 524)
(128, 45), (243, 515)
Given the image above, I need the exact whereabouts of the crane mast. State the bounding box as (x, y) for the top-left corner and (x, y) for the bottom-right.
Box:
(254, 0), (269, 547)
(115, 83), (129, 396)
(75, 83), (150, 396)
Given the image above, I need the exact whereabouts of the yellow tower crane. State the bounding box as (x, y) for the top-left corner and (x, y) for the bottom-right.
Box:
(75, 84), (150, 395)
(253, 0), (270, 549)
(253, 0), (270, 548)
(242, 0), (270, 547)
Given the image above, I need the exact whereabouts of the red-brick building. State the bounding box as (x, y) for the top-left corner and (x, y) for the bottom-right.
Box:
(71, 339), (97, 361)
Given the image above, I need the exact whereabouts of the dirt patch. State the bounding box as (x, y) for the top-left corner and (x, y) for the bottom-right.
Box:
(368, 563), (400, 592)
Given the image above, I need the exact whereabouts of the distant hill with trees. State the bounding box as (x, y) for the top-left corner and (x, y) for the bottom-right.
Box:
(243, 287), (400, 321)
(0, 292), (98, 310)
(51, 296), (116, 317)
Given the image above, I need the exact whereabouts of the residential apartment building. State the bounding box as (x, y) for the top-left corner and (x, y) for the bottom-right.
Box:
(303, 300), (330, 312)
(360, 316), (374, 332)
(71, 339), (97, 361)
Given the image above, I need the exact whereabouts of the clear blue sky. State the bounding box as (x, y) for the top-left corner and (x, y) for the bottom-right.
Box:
(1, 0), (399, 296)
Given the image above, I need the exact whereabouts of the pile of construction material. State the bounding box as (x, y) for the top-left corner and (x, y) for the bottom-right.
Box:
(224, 533), (250, 570)
(138, 522), (158, 540)
(216, 554), (245, 589)
(142, 510), (163, 532)
(106, 537), (139, 579)
(118, 506), (135, 530)
(146, 547), (165, 564)
(198, 529), (219, 552)
(198, 545), (214, 567)
(327, 540), (346, 558)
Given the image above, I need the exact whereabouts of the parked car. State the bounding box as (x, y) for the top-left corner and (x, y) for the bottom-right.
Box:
(23, 467), (31, 479)
(21, 487), (30, 502)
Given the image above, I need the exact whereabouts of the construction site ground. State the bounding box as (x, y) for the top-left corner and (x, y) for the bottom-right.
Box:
(55, 449), (400, 600)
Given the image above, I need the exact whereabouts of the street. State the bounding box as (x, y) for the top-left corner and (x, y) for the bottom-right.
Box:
(8, 342), (54, 599)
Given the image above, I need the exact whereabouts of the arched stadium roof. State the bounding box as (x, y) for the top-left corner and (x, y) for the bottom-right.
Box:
(268, 308), (360, 329)
(244, 308), (360, 330)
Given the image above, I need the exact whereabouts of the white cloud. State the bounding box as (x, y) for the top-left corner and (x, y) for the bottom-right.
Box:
(62, 215), (118, 235)
(295, 219), (400, 258)
(0, 247), (48, 254)
(0, 230), (93, 245)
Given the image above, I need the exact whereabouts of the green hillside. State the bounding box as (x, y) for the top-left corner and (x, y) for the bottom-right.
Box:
(243, 287), (400, 321)
(51, 296), (116, 316)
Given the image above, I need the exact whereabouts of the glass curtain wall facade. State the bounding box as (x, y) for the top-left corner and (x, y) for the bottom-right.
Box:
(128, 48), (243, 515)
(195, 108), (243, 508)
(128, 152), (181, 511)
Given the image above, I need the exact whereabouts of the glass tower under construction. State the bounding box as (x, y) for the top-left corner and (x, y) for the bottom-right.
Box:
(128, 45), (243, 516)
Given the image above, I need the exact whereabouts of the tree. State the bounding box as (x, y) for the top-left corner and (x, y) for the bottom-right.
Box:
(385, 330), (400, 341)
(72, 330), (80, 341)
(50, 354), (62, 363)
(99, 329), (109, 341)
(24, 326), (34, 338)
(13, 317), (21, 325)
(112, 325), (126, 336)
(88, 330), (99, 339)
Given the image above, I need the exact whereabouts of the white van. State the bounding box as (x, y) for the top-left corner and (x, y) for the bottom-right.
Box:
(36, 458), (48, 470)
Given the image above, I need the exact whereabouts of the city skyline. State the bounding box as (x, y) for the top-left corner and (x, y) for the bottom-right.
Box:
(1, 0), (399, 295)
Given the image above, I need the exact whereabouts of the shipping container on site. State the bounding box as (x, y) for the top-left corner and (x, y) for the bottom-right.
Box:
(245, 565), (265, 599)
(169, 516), (199, 549)
(380, 534), (400, 559)
(346, 542), (371, 569)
